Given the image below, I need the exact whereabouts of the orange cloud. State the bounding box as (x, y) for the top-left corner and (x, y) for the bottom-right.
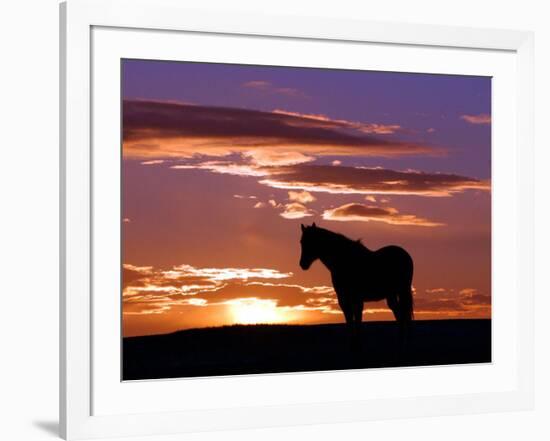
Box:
(122, 262), (491, 335)
(163, 264), (292, 282)
(280, 202), (314, 220)
(425, 288), (447, 294)
(170, 156), (489, 198)
(414, 287), (491, 317)
(233, 194), (257, 199)
(171, 161), (268, 177)
(322, 203), (444, 227)
(287, 190), (316, 204)
(122, 262), (339, 321)
(243, 149), (315, 166)
(250, 192), (316, 220)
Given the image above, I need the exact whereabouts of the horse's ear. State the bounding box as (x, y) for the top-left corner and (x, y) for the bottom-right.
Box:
(301, 224), (305, 232)
(312, 222), (317, 228)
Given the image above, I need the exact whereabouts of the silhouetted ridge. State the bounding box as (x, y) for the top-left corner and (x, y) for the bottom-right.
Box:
(123, 320), (491, 380)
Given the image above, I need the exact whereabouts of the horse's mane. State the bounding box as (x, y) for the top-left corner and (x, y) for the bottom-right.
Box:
(316, 227), (371, 253)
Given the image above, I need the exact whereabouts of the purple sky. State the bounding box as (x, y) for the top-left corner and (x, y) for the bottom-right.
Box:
(123, 59), (491, 177)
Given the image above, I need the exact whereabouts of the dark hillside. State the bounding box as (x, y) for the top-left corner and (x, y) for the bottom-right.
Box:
(123, 319), (491, 380)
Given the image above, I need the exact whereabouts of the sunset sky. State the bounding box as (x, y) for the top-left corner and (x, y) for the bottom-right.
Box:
(122, 59), (491, 337)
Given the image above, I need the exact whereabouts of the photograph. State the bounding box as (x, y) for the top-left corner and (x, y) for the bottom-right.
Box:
(121, 59), (492, 380)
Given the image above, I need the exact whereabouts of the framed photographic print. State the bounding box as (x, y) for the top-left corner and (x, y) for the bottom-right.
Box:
(121, 60), (493, 380)
(60, 0), (534, 439)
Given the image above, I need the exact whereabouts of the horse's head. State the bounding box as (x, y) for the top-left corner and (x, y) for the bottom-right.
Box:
(299, 222), (320, 270)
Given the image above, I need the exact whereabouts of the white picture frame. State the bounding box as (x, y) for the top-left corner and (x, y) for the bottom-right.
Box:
(60, 0), (534, 439)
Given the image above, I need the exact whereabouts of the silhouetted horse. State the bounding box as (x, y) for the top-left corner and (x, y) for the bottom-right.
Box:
(299, 223), (414, 347)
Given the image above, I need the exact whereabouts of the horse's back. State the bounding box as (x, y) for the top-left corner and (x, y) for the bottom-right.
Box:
(372, 245), (413, 283)
(375, 245), (412, 263)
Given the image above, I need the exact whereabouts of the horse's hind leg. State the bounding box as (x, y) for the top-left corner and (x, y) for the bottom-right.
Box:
(386, 294), (400, 322)
(397, 286), (414, 348)
(387, 294), (407, 355)
(347, 300), (364, 353)
(339, 300), (360, 353)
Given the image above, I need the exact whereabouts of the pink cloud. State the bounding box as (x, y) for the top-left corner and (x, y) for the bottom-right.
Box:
(460, 113), (491, 125)
(140, 159), (165, 165)
(242, 81), (308, 98)
(259, 165), (490, 197)
(272, 109), (402, 134)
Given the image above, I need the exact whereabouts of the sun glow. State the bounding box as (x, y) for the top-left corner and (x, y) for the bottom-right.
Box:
(228, 298), (287, 325)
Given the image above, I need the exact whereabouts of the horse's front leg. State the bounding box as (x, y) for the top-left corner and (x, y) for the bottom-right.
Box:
(337, 296), (356, 351)
(339, 299), (363, 353)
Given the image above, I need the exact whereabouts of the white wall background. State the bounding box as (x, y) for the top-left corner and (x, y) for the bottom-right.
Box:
(0, 1), (548, 440)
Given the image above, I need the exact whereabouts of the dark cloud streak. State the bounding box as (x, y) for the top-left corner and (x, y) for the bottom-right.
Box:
(123, 99), (440, 158)
(260, 165), (490, 197)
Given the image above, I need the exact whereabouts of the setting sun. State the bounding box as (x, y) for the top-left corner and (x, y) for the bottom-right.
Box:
(228, 298), (286, 325)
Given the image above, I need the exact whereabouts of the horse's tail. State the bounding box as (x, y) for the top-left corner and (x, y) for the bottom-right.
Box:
(398, 285), (414, 322)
